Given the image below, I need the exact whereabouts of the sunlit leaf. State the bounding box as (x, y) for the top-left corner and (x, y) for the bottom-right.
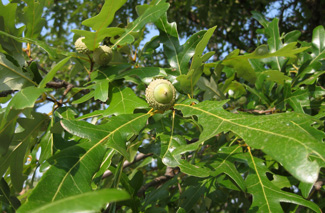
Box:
(17, 141), (107, 212)
(103, 87), (148, 116)
(175, 100), (325, 183)
(112, 1), (169, 48)
(38, 56), (71, 88)
(246, 151), (321, 212)
(61, 113), (150, 161)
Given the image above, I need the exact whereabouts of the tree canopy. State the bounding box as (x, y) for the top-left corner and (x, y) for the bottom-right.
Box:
(0, 0), (324, 212)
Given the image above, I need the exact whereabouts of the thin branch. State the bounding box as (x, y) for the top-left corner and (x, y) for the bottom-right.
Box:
(137, 167), (179, 197)
(101, 153), (153, 179)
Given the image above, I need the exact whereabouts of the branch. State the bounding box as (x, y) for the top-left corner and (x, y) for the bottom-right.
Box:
(101, 153), (153, 179)
(0, 90), (17, 97)
(137, 167), (179, 197)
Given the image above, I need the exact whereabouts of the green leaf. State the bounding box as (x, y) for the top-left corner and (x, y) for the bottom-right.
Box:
(82, 0), (127, 30)
(256, 70), (291, 85)
(175, 100), (325, 184)
(0, 87), (48, 155)
(0, 1), (25, 65)
(72, 28), (125, 51)
(17, 141), (107, 212)
(93, 79), (109, 102)
(180, 185), (207, 211)
(119, 67), (168, 84)
(284, 30), (301, 43)
(0, 178), (21, 211)
(112, 1), (169, 48)
(0, 53), (36, 91)
(18, 189), (129, 213)
(311, 25), (325, 55)
(71, 90), (94, 104)
(20, 0), (46, 39)
(103, 87), (148, 116)
(73, 0), (127, 50)
(246, 152), (321, 212)
(61, 113), (150, 161)
(209, 146), (246, 191)
(0, 30), (58, 59)
(10, 112), (49, 192)
(38, 56), (71, 88)
(177, 26), (217, 93)
(251, 11), (268, 28)
(155, 13), (178, 38)
(277, 85), (325, 113)
(197, 75), (225, 100)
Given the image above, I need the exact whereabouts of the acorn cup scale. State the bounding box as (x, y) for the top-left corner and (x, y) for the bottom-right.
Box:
(145, 79), (176, 111)
(74, 37), (90, 54)
(93, 45), (113, 66)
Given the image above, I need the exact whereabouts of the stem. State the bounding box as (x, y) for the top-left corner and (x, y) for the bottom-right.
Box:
(108, 156), (125, 213)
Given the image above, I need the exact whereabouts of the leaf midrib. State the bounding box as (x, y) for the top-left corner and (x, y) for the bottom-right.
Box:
(176, 103), (324, 161)
(53, 114), (149, 201)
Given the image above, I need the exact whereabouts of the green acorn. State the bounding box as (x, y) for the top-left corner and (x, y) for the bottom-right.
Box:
(74, 37), (90, 54)
(145, 79), (176, 111)
(255, 45), (269, 56)
(93, 45), (113, 66)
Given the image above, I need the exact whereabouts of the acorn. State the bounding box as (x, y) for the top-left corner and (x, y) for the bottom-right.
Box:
(93, 45), (113, 66)
(74, 37), (90, 54)
(145, 79), (176, 111)
(255, 45), (269, 56)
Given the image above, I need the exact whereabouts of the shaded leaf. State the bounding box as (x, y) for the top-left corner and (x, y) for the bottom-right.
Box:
(0, 2), (25, 65)
(0, 30), (58, 59)
(0, 53), (36, 91)
(0, 178), (20, 211)
(0, 87), (48, 155)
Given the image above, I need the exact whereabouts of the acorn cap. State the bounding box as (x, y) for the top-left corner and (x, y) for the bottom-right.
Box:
(93, 45), (113, 66)
(74, 37), (90, 54)
(145, 79), (176, 111)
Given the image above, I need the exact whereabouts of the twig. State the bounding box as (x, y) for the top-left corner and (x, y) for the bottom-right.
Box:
(0, 90), (17, 97)
(237, 107), (276, 115)
(137, 167), (179, 197)
(102, 153), (153, 179)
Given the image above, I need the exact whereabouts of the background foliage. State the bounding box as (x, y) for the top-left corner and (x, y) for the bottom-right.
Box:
(0, 0), (324, 212)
